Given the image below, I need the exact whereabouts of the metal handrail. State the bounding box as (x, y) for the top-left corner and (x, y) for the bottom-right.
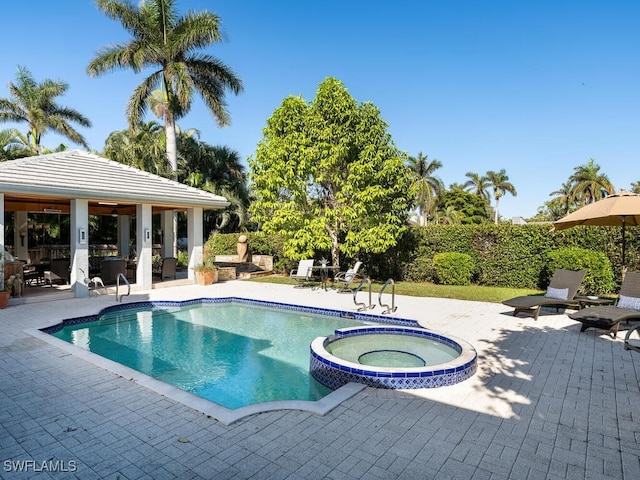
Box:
(379, 278), (397, 314)
(353, 277), (374, 311)
(116, 273), (131, 302)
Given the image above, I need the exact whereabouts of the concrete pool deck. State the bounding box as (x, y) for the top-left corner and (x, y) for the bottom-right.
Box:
(1, 280), (639, 479)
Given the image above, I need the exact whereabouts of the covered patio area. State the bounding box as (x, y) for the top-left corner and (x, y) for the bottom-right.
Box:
(0, 150), (229, 298)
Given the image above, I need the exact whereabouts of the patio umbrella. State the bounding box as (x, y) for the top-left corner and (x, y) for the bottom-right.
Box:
(553, 191), (640, 272)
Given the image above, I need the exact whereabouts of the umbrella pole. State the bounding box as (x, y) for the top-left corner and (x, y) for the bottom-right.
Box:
(622, 218), (627, 280)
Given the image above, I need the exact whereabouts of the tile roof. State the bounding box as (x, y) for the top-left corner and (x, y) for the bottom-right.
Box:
(0, 150), (229, 210)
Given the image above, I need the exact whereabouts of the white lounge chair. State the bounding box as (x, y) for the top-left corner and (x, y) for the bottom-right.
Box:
(290, 259), (315, 288)
(335, 261), (363, 293)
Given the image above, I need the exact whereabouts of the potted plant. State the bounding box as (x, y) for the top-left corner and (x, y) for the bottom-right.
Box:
(193, 260), (218, 285)
(0, 251), (10, 308)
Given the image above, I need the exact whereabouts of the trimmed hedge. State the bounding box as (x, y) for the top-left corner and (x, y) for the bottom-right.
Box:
(204, 223), (639, 290)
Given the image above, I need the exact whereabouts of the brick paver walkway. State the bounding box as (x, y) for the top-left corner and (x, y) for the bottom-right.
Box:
(1, 281), (638, 479)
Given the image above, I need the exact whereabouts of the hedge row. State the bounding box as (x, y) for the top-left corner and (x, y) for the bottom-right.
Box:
(205, 224), (639, 292)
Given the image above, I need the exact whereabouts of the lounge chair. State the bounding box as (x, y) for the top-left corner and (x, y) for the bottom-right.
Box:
(569, 272), (640, 338)
(153, 257), (177, 281)
(624, 323), (640, 353)
(290, 259), (315, 287)
(334, 261), (363, 293)
(502, 268), (586, 320)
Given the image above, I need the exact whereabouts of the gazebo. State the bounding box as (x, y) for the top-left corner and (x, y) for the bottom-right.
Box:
(0, 150), (229, 297)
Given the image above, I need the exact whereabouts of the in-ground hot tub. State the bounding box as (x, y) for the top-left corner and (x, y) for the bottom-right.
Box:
(310, 326), (477, 389)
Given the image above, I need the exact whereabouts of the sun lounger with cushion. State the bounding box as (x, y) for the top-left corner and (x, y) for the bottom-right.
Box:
(569, 271), (640, 338)
(502, 269), (586, 320)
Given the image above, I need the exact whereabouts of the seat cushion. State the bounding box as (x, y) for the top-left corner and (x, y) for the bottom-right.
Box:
(545, 287), (569, 300)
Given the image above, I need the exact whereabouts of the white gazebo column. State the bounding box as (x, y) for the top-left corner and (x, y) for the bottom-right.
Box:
(160, 210), (174, 258)
(0, 194), (5, 289)
(70, 199), (89, 298)
(136, 204), (153, 290)
(14, 211), (28, 262)
(118, 215), (130, 259)
(187, 207), (203, 283)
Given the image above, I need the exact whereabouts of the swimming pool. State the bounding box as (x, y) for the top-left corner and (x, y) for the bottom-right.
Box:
(45, 298), (401, 409)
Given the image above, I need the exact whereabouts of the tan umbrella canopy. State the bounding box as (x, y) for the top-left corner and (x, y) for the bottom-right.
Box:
(553, 191), (640, 271)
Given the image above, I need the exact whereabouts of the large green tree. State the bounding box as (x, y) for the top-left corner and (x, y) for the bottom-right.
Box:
(406, 152), (443, 225)
(0, 66), (91, 154)
(486, 169), (517, 224)
(249, 77), (413, 266)
(87, 0), (243, 177)
(436, 189), (489, 224)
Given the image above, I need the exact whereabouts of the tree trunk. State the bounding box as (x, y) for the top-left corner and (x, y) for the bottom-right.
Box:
(494, 197), (500, 224)
(329, 229), (340, 269)
(165, 113), (178, 179)
(164, 112), (178, 256)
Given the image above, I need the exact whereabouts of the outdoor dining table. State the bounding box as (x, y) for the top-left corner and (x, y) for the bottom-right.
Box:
(312, 265), (340, 291)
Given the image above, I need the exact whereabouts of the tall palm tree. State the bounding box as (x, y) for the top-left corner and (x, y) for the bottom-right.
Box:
(569, 158), (615, 205)
(0, 66), (91, 154)
(486, 169), (517, 224)
(87, 0), (243, 178)
(405, 152), (443, 225)
(463, 172), (490, 201)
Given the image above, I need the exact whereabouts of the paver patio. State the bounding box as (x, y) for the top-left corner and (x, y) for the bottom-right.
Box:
(0, 280), (639, 479)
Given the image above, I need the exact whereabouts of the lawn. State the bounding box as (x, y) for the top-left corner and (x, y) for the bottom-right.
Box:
(249, 275), (541, 304)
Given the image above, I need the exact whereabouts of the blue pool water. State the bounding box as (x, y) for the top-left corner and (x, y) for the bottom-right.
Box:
(50, 301), (369, 409)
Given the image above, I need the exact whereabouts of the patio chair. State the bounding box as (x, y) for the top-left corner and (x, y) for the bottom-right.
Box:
(153, 257), (177, 281)
(290, 259), (315, 288)
(334, 261), (363, 293)
(44, 258), (70, 286)
(100, 258), (127, 285)
(502, 268), (586, 320)
(569, 271), (640, 338)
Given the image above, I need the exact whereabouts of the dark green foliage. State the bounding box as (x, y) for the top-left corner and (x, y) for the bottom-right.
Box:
(437, 190), (490, 224)
(547, 247), (615, 294)
(433, 252), (474, 285)
(206, 223), (640, 290)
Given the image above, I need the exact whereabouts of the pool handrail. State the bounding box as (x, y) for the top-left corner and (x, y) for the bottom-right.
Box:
(116, 273), (130, 302)
(353, 276), (374, 311)
(379, 278), (397, 314)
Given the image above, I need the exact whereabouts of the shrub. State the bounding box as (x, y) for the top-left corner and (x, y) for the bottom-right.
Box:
(433, 252), (474, 286)
(547, 247), (615, 294)
(176, 250), (189, 268)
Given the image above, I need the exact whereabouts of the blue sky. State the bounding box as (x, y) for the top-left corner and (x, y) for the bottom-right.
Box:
(1, 1), (639, 219)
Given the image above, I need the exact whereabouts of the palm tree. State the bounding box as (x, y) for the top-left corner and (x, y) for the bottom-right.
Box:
(0, 66), (91, 154)
(405, 152), (443, 225)
(569, 158), (615, 205)
(87, 0), (243, 178)
(549, 181), (575, 216)
(486, 169), (517, 224)
(463, 172), (490, 201)
(103, 121), (167, 174)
